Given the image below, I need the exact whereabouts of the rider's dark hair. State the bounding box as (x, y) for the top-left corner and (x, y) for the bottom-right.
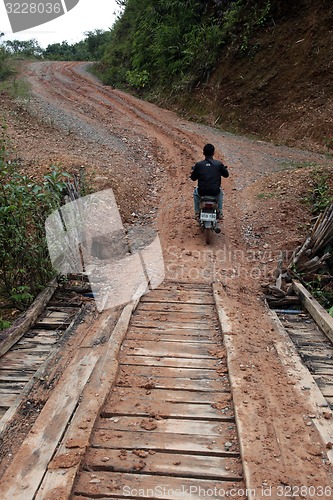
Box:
(203, 143), (215, 157)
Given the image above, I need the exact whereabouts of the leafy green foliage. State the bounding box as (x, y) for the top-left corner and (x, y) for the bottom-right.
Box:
(304, 168), (333, 215)
(0, 33), (12, 81)
(93, 0), (273, 92)
(4, 39), (43, 58)
(44, 30), (112, 61)
(0, 317), (11, 331)
(0, 126), (69, 309)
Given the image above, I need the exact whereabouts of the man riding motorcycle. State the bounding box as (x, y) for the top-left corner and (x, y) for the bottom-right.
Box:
(190, 143), (229, 223)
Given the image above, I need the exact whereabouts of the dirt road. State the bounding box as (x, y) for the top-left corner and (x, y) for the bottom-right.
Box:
(3, 61), (333, 494)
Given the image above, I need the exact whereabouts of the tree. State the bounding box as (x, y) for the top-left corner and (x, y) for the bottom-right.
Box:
(4, 39), (43, 58)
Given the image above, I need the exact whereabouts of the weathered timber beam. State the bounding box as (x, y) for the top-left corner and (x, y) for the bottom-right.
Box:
(293, 280), (333, 344)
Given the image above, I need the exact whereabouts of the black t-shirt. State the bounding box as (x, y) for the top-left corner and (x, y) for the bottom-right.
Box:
(190, 157), (229, 196)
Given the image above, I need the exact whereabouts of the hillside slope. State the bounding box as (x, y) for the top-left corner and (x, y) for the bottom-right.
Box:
(181, 0), (333, 152)
(96, 0), (333, 153)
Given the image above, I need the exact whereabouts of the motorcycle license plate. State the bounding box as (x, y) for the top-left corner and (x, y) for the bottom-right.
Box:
(201, 212), (216, 222)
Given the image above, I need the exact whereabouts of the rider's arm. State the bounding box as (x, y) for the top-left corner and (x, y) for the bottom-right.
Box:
(220, 163), (229, 178)
(190, 163), (199, 180)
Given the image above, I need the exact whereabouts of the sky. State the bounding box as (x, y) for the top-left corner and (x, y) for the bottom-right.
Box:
(0, 0), (120, 48)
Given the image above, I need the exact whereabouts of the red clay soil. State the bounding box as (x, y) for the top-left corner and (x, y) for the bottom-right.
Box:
(1, 61), (333, 495)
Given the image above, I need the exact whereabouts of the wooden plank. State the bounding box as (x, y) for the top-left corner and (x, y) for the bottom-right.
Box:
(0, 353), (47, 370)
(118, 365), (223, 380)
(102, 400), (233, 420)
(74, 472), (246, 499)
(306, 361), (333, 375)
(43, 310), (73, 319)
(132, 311), (214, 323)
(34, 320), (71, 330)
(129, 321), (214, 331)
(97, 416), (232, 435)
(12, 343), (54, 353)
(299, 350), (333, 360)
(121, 340), (217, 358)
(155, 281), (212, 291)
(0, 277), (58, 358)
(0, 368), (33, 382)
(117, 375), (227, 392)
(0, 393), (19, 407)
(92, 427), (238, 455)
(16, 336), (58, 346)
(109, 386), (230, 403)
(141, 290), (215, 305)
(313, 381), (333, 398)
(131, 311), (216, 325)
(137, 302), (216, 314)
(26, 328), (64, 337)
(127, 325), (218, 338)
(0, 382), (25, 393)
(126, 332), (219, 343)
(293, 281), (333, 344)
(84, 449), (243, 480)
(119, 355), (220, 369)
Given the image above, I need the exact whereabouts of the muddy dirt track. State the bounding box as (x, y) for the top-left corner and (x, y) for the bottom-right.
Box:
(4, 61), (333, 494)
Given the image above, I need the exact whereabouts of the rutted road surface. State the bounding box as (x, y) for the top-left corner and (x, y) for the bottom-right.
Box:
(2, 61), (333, 496)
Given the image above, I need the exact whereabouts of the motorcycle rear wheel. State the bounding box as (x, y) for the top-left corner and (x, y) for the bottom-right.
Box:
(205, 227), (211, 245)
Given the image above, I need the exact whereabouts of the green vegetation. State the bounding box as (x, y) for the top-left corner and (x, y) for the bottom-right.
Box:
(303, 167), (333, 215)
(257, 192), (274, 199)
(93, 0), (273, 92)
(43, 30), (112, 61)
(0, 124), (69, 310)
(0, 33), (12, 81)
(0, 317), (11, 330)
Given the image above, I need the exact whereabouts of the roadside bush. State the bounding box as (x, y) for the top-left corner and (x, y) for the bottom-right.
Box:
(0, 126), (69, 309)
(0, 45), (12, 81)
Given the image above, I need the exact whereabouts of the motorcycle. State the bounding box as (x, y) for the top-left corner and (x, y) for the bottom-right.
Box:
(199, 196), (221, 244)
